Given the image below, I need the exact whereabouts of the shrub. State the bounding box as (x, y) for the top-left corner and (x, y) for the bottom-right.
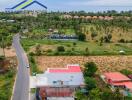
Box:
(118, 39), (125, 43)
(47, 49), (52, 53)
(91, 32), (98, 40)
(57, 46), (65, 52)
(85, 77), (96, 91)
(73, 42), (77, 46)
(120, 69), (132, 76)
(29, 52), (35, 56)
(84, 62), (98, 77)
(78, 33), (86, 41)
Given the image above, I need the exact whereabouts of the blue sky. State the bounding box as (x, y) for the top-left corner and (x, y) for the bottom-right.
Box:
(0, 0), (132, 12)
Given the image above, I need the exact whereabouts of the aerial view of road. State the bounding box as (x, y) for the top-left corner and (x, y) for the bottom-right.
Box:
(12, 34), (30, 100)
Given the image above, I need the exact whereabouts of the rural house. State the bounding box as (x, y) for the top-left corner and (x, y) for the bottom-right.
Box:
(31, 64), (84, 100)
(101, 72), (132, 97)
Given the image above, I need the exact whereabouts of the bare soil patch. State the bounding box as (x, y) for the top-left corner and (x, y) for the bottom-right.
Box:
(35, 56), (132, 73)
(0, 47), (16, 57)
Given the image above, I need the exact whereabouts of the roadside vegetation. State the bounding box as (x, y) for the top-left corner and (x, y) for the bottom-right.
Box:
(28, 55), (42, 75)
(0, 57), (16, 100)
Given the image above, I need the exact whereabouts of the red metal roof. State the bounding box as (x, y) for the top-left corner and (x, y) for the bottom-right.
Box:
(39, 87), (73, 97)
(113, 82), (132, 89)
(104, 72), (131, 82)
(124, 82), (132, 89)
(49, 65), (81, 73)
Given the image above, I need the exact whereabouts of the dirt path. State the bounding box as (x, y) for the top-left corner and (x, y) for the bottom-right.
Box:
(35, 56), (132, 73)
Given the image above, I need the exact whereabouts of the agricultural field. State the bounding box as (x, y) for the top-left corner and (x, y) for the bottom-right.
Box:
(35, 56), (132, 74)
(82, 25), (132, 42)
(21, 39), (132, 55)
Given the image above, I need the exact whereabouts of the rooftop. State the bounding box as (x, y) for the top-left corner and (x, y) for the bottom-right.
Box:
(33, 64), (84, 87)
(48, 64), (81, 73)
(104, 72), (131, 82)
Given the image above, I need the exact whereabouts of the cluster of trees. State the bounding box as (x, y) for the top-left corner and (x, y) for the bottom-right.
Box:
(12, 11), (131, 43)
(65, 10), (132, 17)
(0, 13), (21, 48)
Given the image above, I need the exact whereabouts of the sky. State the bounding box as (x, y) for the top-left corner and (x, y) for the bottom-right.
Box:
(0, 0), (132, 12)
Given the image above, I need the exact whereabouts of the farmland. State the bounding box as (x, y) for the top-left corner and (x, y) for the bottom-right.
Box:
(35, 56), (132, 73)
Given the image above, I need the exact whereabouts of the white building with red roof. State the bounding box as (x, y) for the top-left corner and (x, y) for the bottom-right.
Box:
(102, 72), (132, 97)
(31, 64), (84, 100)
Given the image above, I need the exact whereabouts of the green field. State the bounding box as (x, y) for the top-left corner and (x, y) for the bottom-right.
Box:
(21, 39), (132, 55)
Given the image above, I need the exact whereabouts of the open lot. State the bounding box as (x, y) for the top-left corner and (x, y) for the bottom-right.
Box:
(22, 39), (132, 55)
(0, 47), (16, 57)
(35, 56), (132, 73)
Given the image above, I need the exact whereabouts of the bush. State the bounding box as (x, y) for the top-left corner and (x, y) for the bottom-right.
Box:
(47, 49), (52, 53)
(84, 62), (98, 77)
(73, 42), (77, 46)
(78, 33), (86, 41)
(118, 39), (125, 43)
(29, 52), (35, 56)
(57, 46), (65, 52)
(85, 77), (96, 91)
(120, 69), (132, 76)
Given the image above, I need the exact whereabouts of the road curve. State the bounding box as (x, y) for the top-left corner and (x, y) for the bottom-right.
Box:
(12, 34), (29, 100)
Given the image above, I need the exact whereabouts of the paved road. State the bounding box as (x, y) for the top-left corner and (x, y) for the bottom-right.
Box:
(12, 34), (30, 100)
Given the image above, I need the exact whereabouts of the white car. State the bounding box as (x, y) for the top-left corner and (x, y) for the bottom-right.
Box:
(26, 65), (30, 68)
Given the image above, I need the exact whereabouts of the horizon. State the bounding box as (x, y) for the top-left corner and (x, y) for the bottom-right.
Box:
(0, 0), (132, 12)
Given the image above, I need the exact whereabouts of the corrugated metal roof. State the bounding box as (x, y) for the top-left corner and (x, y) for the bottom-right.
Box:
(36, 72), (84, 87)
(104, 72), (131, 82)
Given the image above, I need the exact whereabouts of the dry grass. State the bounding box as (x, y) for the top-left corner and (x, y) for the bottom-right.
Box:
(35, 56), (132, 74)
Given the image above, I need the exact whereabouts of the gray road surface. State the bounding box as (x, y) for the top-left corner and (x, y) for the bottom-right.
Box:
(12, 34), (30, 100)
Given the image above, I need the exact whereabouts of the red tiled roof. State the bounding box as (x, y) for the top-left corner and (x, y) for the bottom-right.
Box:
(104, 72), (131, 82)
(49, 65), (81, 73)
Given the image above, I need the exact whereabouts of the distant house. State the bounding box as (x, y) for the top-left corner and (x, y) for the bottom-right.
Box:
(31, 64), (85, 99)
(104, 16), (113, 20)
(92, 16), (98, 19)
(63, 15), (72, 19)
(101, 72), (132, 96)
(73, 16), (79, 19)
(80, 16), (85, 19)
(98, 16), (104, 20)
(85, 16), (92, 19)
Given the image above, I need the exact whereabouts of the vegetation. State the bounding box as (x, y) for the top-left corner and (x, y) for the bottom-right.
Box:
(28, 55), (42, 74)
(21, 39), (132, 55)
(120, 69), (132, 76)
(0, 68), (16, 100)
(75, 62), (132, 100)
(84, 62), (98, 77)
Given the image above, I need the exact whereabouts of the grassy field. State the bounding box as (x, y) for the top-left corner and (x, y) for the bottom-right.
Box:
(21, 39), (132, 55)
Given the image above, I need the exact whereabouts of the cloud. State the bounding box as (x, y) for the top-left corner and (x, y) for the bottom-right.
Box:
(67, 0), (132, 6)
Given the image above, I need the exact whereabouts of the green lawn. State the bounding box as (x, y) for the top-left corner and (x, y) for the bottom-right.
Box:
(21, 39), (132, 55)
(59, 29), (75, 35)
